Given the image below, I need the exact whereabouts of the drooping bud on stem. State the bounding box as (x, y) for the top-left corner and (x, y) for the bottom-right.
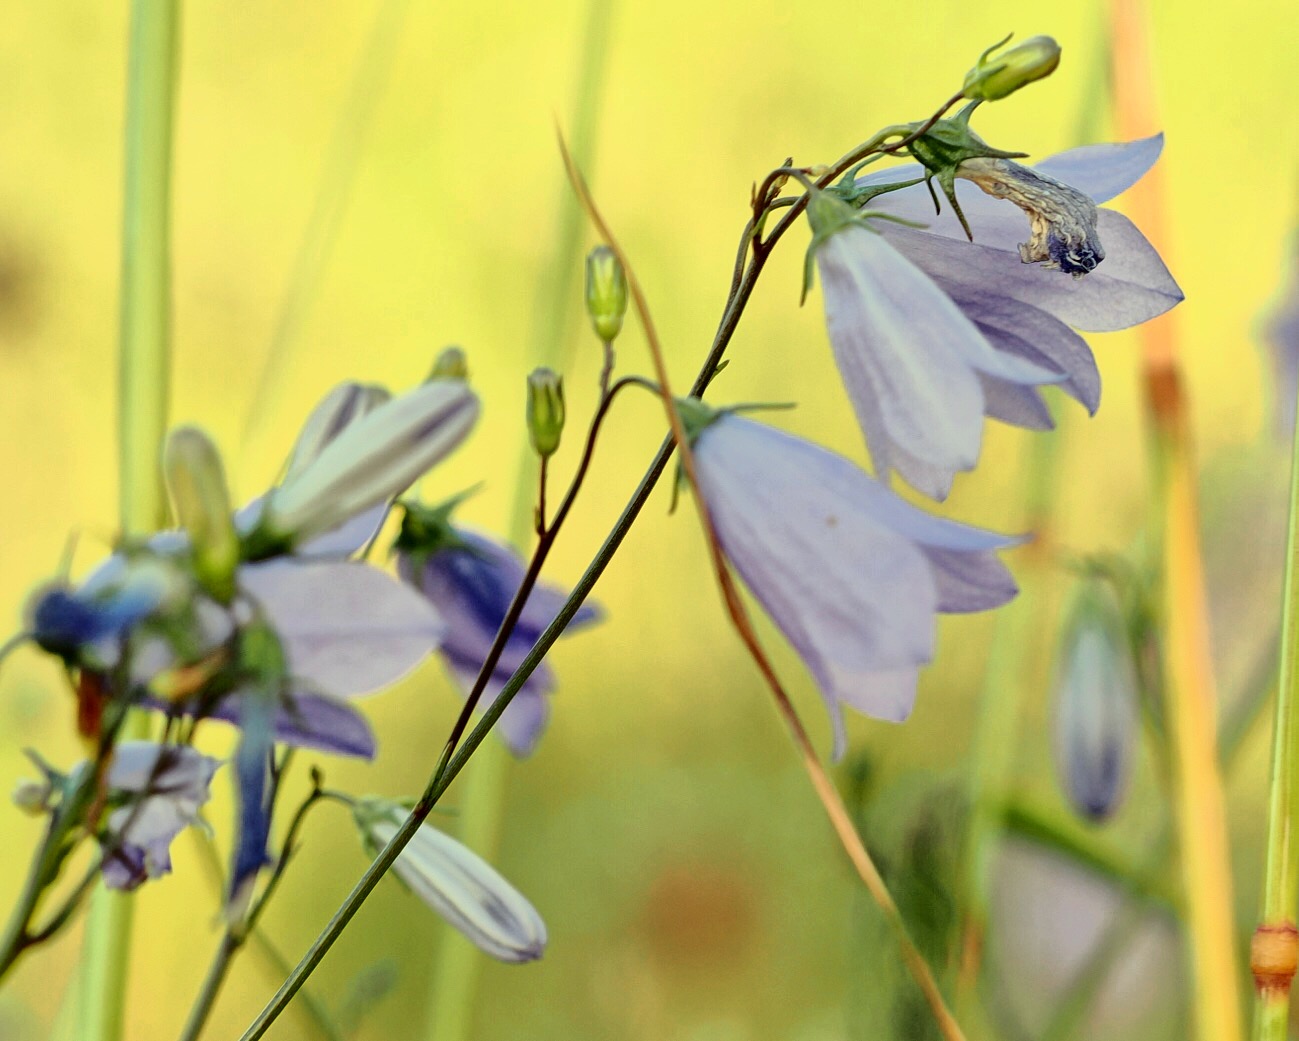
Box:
(962, 34), (1061, 102)
(584, 245), (628, 343)
(526, 368), (565, 459)
(164, 426), (239, 603)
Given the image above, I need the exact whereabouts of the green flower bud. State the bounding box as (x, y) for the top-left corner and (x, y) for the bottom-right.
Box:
(962, 35), (1061, 103)
(429, 346), (469, 381)
(164, 426), (239, 603)
(584, 245), (628, 343)
(526, 368), (565, 458)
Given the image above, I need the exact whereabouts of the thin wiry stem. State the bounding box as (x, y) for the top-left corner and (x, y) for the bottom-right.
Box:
(559, 136), (968, 1041)
(237, 90), (969, 1038)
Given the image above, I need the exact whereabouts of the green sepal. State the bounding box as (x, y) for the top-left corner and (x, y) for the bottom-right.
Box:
(901, 104), (1026, 241)
(392, 487), (484, 560)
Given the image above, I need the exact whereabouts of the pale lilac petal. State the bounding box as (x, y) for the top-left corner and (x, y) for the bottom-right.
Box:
(952, 290), (1101, 413)
(239, 561), (446, 698)
(1034, 135), (1164, 205)
(979, 376), (1055, 431)
(881, 211), (1183, 332)
(265, 690), (378, 759)
(695, 416), (941, 755)
(920, 546), (1019, 612)
(816, 228), (987, 485)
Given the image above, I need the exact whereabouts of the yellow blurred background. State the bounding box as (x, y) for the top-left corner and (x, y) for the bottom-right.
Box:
(0, 1), (1296, 1039)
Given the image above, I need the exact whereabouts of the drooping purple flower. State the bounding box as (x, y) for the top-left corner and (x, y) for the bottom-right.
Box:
(687, 406), (1020, 759)
(98, 741), (221, 890)
(395, 511), (600, 757)
(808, 189), (1061, 501)
(823, 135), (1182, 499)
(1051, 578), (1139, 821)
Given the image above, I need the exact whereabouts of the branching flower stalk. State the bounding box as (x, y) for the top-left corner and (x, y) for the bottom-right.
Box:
(236, 92), (977, 1040)
(560, 140), (969, 1041)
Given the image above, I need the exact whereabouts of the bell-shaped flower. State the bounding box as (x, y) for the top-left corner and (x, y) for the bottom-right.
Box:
(807, 189), (1062, 500)
(395, 504), (600, 757)
(686, 404), (1020, 758)
(96, 741), (221, 890)
(835, 135), (1182, 498)
(1051, 577), (1139, 821)
(353, 798), (547, 962)
(251, 377), (479, 553)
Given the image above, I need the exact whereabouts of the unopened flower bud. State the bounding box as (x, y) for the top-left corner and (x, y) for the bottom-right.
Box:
(429, 346), (469, 382)
(164, 427), (239, 603)
(256, 380), (480, 552)
(285, 382), (392, 483)
(1052, 578), (1138, 822)
(526, 368), (565, 458)
(584, 246), (628, 343)
(12, 778), (51, 815)
(354, 798), (547, 962)
(962, 35), (1061, 102)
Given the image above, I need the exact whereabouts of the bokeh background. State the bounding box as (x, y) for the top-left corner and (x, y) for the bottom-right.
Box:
(0, 1), (1296, 1039)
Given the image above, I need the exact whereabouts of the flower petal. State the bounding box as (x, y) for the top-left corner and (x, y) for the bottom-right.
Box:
(445, 656), (553, 759)
(979, 375), (1055, 431)
(1034, 135), (1164, 205)
(694, 415), (941, 754)
(881, 211), (1183, 332)
(239, 560), (447, 698)
(816, 227), (988, 486)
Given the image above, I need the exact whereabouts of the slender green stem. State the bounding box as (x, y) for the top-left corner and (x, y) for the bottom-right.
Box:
(422, 6), (615, 1039)
(1250, 373), (1299, 1038)
(82, 8), (182, 1037)
(238, 92), (968, 1039)
(189, 830), (343, 1041)
(177, 781), (327, 1041)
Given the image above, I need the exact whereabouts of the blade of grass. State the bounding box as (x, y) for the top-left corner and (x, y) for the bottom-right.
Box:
(239, 0), (411, 462)
(1110, 4), (1243, 1039)
(79, 3), (182, 1039)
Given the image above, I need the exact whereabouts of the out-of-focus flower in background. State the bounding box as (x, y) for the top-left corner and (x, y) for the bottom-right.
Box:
(1262, 232), (1299, 433)
(1051, 575), (1140, 822)
(396, 501), (601, 757)
(685, 404), (1020, 758)
(96, 741), (221, 891)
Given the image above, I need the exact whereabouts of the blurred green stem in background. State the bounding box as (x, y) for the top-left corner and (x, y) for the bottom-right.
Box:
(422, 4), (616, 1038)
(1111, 2), (1242, 1039)
(239, 0), (411, 462)
(954, 18), (1111, 1011)
(1250, 308), (1299, 1036)
(79, 3), (181, 1039)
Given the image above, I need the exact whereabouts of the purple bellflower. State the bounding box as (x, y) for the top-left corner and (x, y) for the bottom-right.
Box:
(96, 741), (221, 890)
(395, 503), (601, 757)
(1052, 578), (1138, 822)
(1263, 233), (1299, 434)
(684, 402), (1020, 759)
(817, 135), (1181, 499)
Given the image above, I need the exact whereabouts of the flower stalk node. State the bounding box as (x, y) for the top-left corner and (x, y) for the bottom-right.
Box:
(1252, 922), (1299, 997)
